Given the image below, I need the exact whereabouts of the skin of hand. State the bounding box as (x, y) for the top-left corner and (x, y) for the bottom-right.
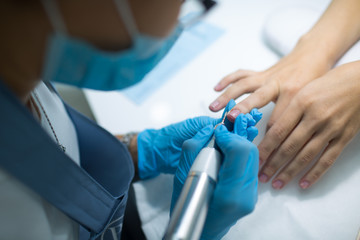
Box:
(209, 44), (331, 125)
(258, 61), (360, 189)
(209, 0), (360, 125)
(209, 0), (360, 190)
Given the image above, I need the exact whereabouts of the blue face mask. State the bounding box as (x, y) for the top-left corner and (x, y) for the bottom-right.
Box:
(41, 0), (182, 91)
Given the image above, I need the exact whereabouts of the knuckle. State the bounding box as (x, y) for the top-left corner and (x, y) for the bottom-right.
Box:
(312, 108), (330, 124)
(295, 92), (313, 110)
(218, 92), (231, 102)
(258, 144), (272, 159)
(319, 157), (336, 169)
(238, 101), (251, 114)
(267, 120), (275, 130)
(341, 125), (356, 143)
(280, 170), (295, 182)
(233, 79), (245, 87)
(270, 125), (287, 141)
(255, 88), (270, 103)
(221, 88), (239, 100)
(263, 164), (277, 176)
(222, 76), (233, 84)
(297, 152), (314, 167)
(282, 83), (301, 96)
(325, 122), (342, 137)
(309, 170), (322, 181)
(280, 142), (297, 157)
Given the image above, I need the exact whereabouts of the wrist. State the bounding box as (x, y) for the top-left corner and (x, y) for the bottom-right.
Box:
(137, 129), (160, 179)
(117, 132), (140, 179)
(128, 134), (139, 177)
(292, 33), (335, 70)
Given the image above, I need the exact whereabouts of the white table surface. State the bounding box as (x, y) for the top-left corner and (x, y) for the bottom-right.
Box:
(85, 0), (360, 239)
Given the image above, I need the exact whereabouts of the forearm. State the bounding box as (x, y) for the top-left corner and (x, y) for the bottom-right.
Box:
(295, 0), (360, 67)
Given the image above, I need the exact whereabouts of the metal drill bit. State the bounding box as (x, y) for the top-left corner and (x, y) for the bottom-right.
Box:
(208, 111), (228, 148)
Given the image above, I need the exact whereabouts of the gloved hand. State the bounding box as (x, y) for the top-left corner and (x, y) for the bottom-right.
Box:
(137, 100), (236, 179)
(171, 113), (260, 240)
(235, 108), (262, 141)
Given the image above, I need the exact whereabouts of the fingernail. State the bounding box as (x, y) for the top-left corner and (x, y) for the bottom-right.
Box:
(259, 173), (268, 183)
(228, 110), (240, 121)
(214, 83), (222, 91)
(300, 180), (310, 189)
(209, 101), (220, 110)
(272, 180), (283, 190)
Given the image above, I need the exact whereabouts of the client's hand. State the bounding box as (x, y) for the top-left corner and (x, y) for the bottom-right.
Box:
(258, 61), (360, 189)
(209, 42), (331, 125)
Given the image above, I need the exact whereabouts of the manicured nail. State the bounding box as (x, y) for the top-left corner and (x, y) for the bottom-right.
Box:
(209, 101), (220, 110)
(300, 180), (310, 189)
(228, 110), (240, 121)
(272, 180), (283, 190)
(259, 173), (268, 183)
(214, 83), (222, 91)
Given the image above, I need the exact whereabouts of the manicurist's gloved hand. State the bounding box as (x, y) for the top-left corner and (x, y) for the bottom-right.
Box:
(137, 101), (236, 179)
(171, 114), (260, 240)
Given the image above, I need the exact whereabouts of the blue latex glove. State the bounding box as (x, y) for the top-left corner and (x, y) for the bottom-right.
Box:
(171, 113), (260, 240)
(137, 101), (236, 179)
(234, 108), (262, 142)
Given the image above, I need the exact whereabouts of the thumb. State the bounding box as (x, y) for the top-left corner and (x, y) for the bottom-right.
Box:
(214, 125), (235, 152)
(182, 116), (218, 137)
(182, 125), (214, 154)
(172, 125), (214, 212)
(215, 125), (259, 178)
